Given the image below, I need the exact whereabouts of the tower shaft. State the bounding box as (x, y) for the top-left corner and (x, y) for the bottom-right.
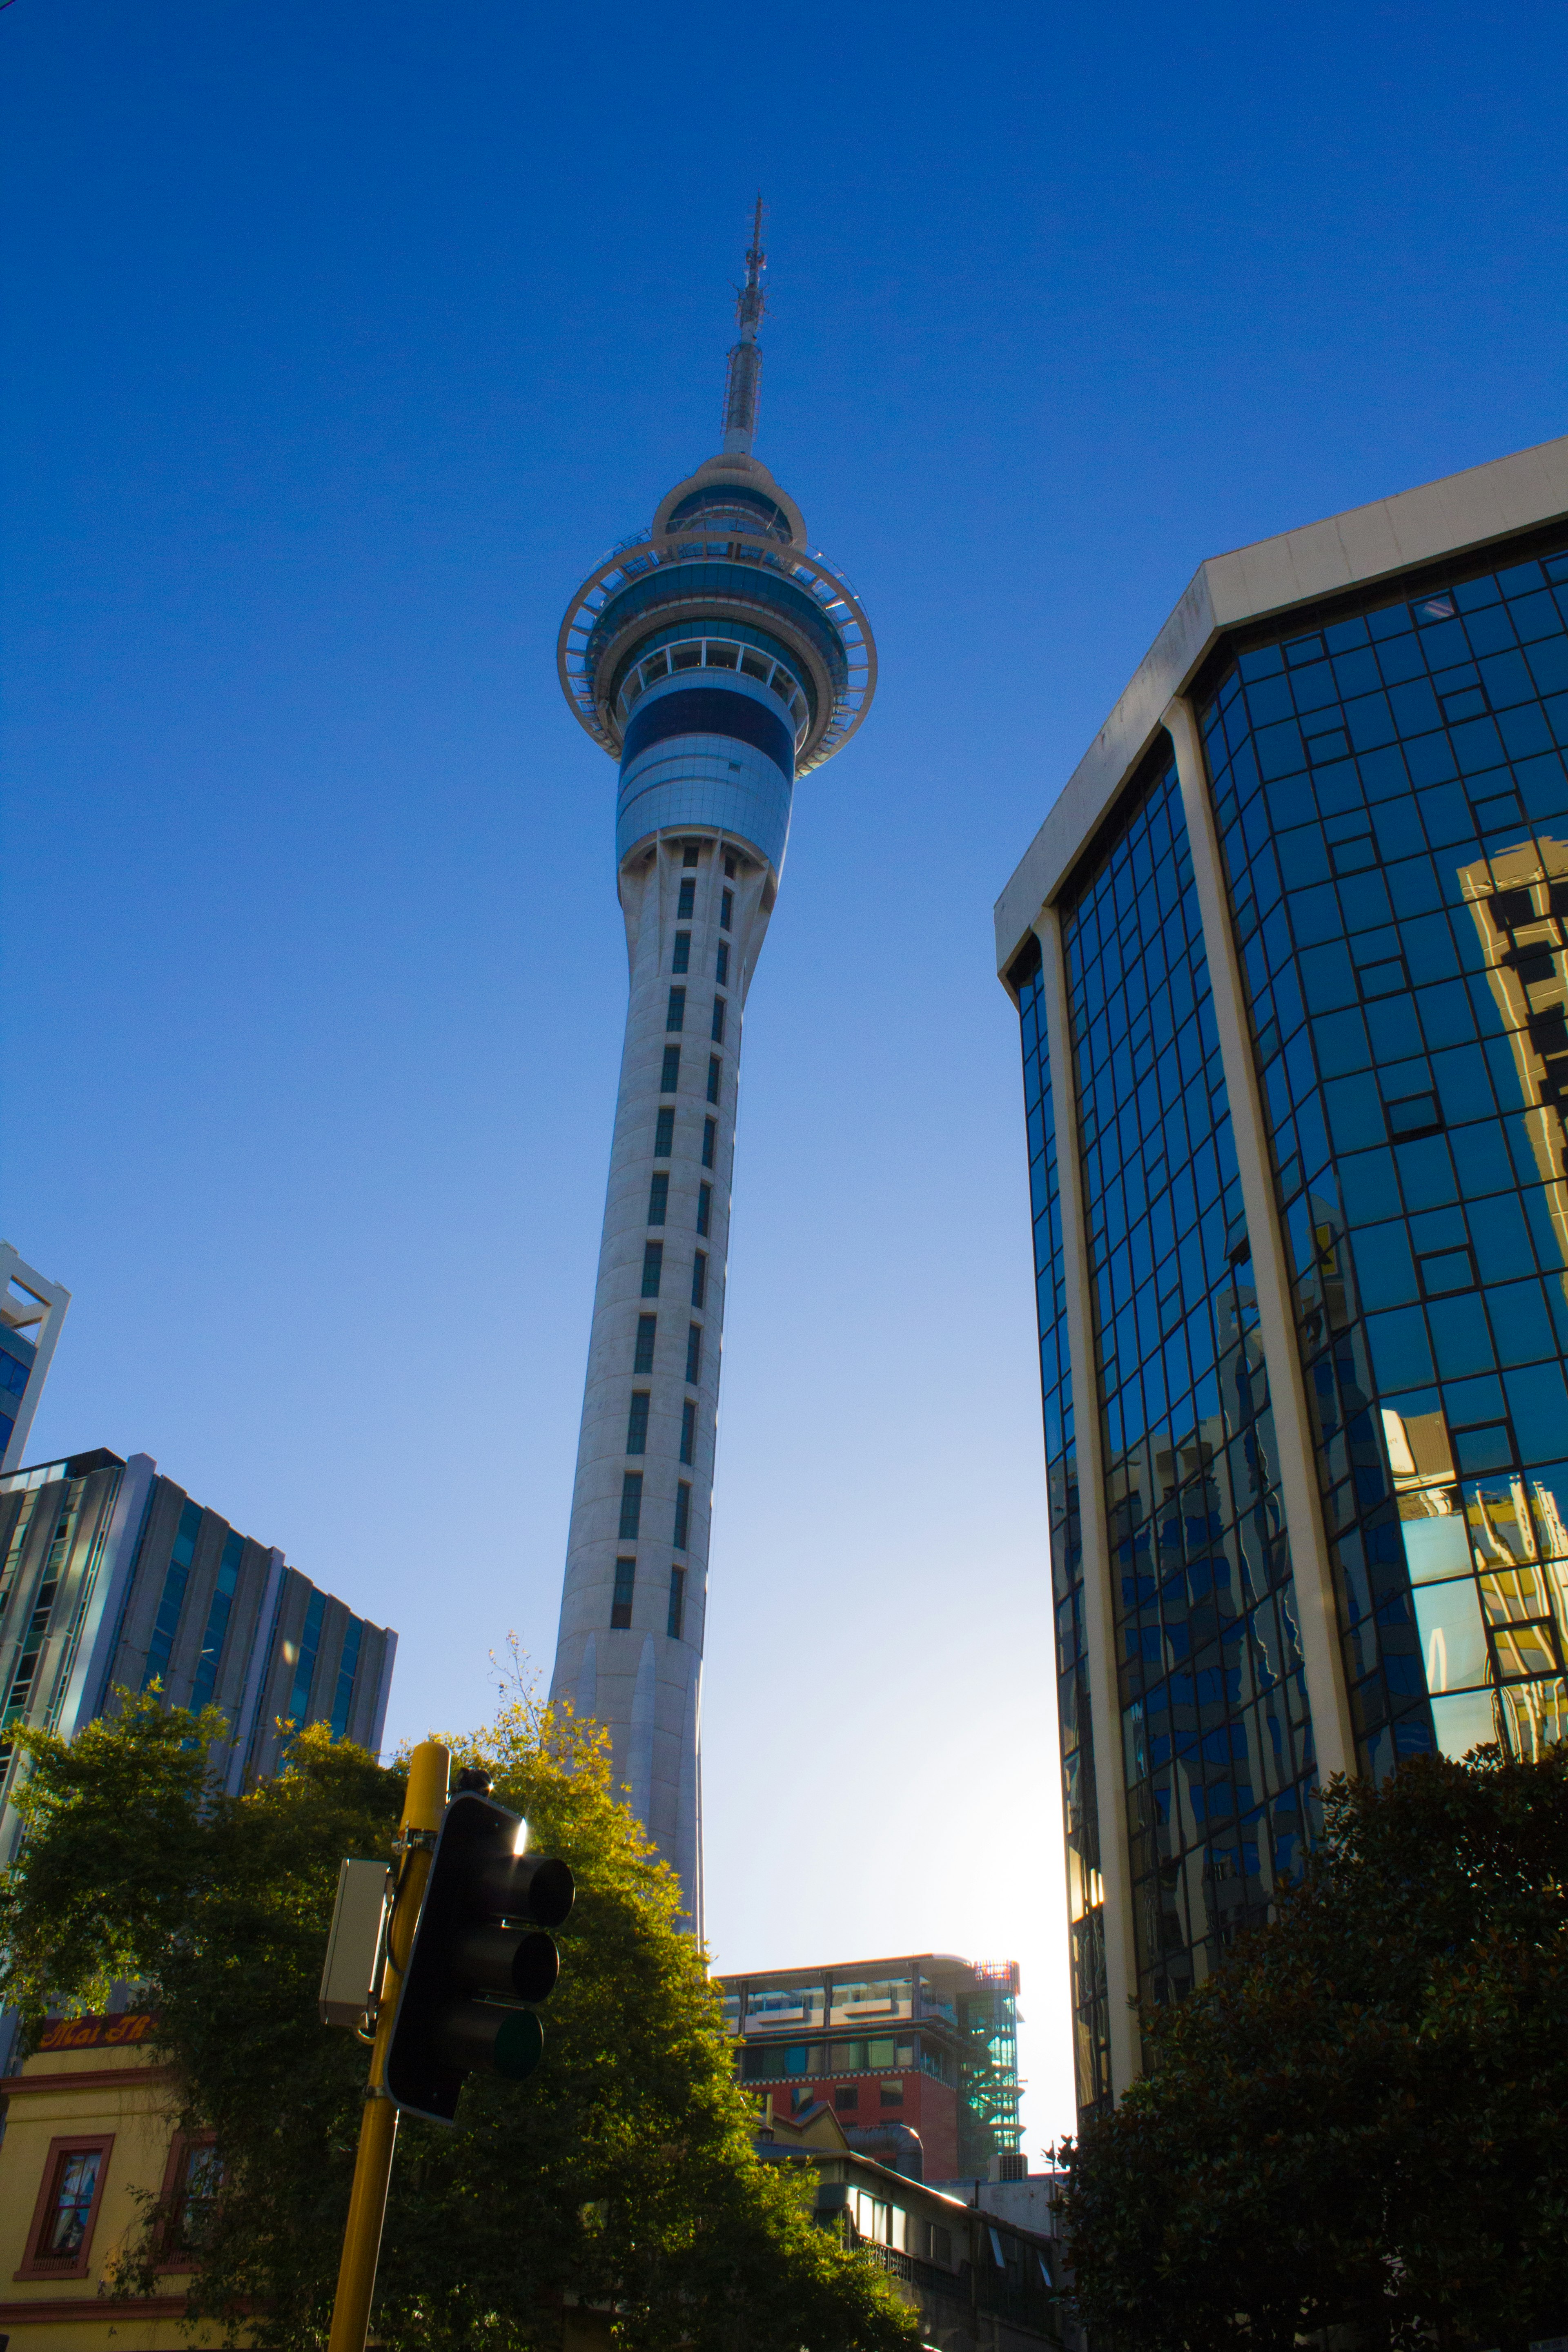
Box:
(551, 817), (774, 1924)
(551, 220), (876, 1927)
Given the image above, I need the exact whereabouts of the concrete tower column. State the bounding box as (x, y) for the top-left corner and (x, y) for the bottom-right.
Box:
(550, 216), (876, 1928)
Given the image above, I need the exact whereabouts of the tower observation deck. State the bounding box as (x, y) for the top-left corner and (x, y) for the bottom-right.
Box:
(550, 208), (877, 1929)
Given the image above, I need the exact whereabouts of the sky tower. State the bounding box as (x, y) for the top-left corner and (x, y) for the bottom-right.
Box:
(552, 207), (877, 1928)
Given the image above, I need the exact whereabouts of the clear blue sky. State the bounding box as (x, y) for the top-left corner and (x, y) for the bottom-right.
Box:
(5, 0), (1565, 2148)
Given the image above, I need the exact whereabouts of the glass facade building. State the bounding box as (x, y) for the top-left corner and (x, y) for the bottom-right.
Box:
(995, 434), (1568, 2124)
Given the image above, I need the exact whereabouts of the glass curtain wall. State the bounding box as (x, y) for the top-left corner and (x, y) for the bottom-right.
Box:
(1011, 937), (1107, 2119)
(1199, 541), (1568, 1777)
(1057, 754), (1320, 2031)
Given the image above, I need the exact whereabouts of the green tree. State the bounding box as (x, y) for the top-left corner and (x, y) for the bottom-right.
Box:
(1056, 1744), (1568, 2351)
(0, 1685), (917, 2352)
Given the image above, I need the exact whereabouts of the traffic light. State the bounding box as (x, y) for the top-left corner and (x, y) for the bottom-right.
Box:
(384, 1783), (575, 2125)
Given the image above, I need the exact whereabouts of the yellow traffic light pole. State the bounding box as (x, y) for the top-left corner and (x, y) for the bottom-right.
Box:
(327, 1738), (450, 2352)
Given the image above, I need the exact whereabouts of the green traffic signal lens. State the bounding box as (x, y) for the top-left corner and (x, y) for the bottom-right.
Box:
(492, 2007), (544, 2082)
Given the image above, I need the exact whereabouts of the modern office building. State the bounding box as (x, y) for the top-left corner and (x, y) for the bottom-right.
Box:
(549, 207), (876, 1926)
(0, 1245), (70, 1476)
(995, 435), (1568, 2125)
(718, 1953), (1022, 2180)
(0, 1446), (396, 1865)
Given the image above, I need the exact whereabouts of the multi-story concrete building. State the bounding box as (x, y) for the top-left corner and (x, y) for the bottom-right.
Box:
(549, 209), (876, 1925)
(0, 1245), (70, 1477)
(995, 434), (1568, 2125)
(0, 1446), (396, 1865)
(719, 1953), (1022, 2181)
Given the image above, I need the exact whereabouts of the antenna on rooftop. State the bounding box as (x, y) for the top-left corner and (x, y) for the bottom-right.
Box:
(722, 195), (767, 456)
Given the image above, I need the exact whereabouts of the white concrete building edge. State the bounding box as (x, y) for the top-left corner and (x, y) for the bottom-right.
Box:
(550, 823), (776, 1925)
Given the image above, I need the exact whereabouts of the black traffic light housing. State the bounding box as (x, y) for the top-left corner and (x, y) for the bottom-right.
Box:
(385, 1788), (575, 2124)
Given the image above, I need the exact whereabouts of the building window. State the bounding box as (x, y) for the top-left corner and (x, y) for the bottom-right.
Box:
(702, 1117), (716, 1169)
(660, 1045), (681, 1092)
(673, 932), (691, 974)
(666, 987), (686, 1032)
(724, 854), (736, 877)
(673, 1483), (690, 1550)
(683, 842), (699, 868)
(715, 941), (729, 985)
(611, 1558), (635, 1630)
(686, 1324), (702, 1385)
(677, 877), (696, 920)
(190, 1529), (243, 1715)
(691, 1252), (707, 1308)
(707, 1056), (721, 1105)
(330, 1616), (362, 1741)
(619, 1474), (643, 1541)
(680, 1399), (696, 1466)
(697, 1183), (712, 1236)
(641, 1242), (663, 1298)
(654, 1106), (675, 1158)
(634, 1314), (657, 1374)
(879, 2082), (904, 2107)
(288, 1588), (325, 1726)
(710, 997), (726, 1044)
(627, 1392), (650, 1454)
(142, 1498), (203, 1692)
(667, 1564), (686, 1639)
(835, 2087), (859, 2111)
(720, 888), (733, 931)
(157, 2134), (221, 2263)
(21, 2136), (113, 2276)
(648, 1173), (669, 1225)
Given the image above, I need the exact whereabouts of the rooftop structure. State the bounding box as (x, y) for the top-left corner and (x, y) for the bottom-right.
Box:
(548, 209), (877, 1926)
(995, 432), (1568, 2123)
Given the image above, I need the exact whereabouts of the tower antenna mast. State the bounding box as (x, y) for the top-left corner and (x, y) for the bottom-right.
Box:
(722, 196), (766, 457)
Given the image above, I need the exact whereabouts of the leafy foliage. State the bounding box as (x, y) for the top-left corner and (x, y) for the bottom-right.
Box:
(1055, 1744), (1568, 2352)
(0, 1686), (916, 2352)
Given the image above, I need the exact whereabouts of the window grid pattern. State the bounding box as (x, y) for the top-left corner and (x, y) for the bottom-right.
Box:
(288, 1588), (325, 1726)
(1200, 546), (1568, 1779)
(142, 1501), (203, 1693)
(1061, 753), (1319, 2027)
(189, 1530), (243, 1715)
(1013, 936), (1103, 2121)
(330, 1616), (362, 1740)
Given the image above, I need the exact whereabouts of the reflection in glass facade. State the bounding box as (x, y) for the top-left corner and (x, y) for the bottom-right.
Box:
(1014, 938), (1108, 2111)
(1200, 544), (1568, 1779)
(1037, 756), (1322, 2095)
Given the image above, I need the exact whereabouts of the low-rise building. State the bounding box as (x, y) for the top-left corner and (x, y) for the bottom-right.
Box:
(754, 2095), (1061, 2350)
(0, 2007), (221, 2352)
(718, 1953), (1023, 2180)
